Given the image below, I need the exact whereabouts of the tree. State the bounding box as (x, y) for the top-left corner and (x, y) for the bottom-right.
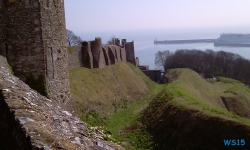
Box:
(155, 50), (172, 71)
(163, 49), (250, 83)
(66, 29), (82, 46)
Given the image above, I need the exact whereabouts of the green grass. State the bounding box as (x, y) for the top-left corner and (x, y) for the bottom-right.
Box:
(67, 46), (74, 54)
(70, 62), (156, 116)
(118, 126), (154, 150)
(69, 62), (164, 149)
(104, 88), (162, 134)
(161, 83), (250, 124)
(152, 68), (250, 124)
(217, 76), (241, 84)
(71, 65), (250, 149)
(141, 68), (250, 149)
(103, 85), (164, 149)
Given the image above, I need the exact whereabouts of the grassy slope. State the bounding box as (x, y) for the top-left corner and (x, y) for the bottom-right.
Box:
(69, 62), (164, 149)
(70, 63), (250, 149)
(103, 84), (164, 150)
(70, 62), (151, 114)
(69, 62), (162, 121)
(142, 68), (250, 149)
(165, 68), (250, 120)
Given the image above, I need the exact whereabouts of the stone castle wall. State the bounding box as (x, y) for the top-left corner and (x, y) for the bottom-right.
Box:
(0, 0), (45, 80)
(141, 70), (161, 82)
(0, 0), (74, 113)
(82, 41), (93, 68)
(121, 47), (127, 62)
(68, 46), (83, 69)
(68, 37), (133, 70)
(125, 41), (136, 65)
(91, 37), (104, 68)
(40, 0), (73, 110)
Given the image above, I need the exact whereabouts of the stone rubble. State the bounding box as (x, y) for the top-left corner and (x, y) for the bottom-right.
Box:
(0, 56), (124, 150)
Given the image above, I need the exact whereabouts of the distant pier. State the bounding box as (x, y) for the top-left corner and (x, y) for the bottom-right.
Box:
(154, 39), (216, 45)
(154, 33), (250, 47)
(214, 42), (250, 47)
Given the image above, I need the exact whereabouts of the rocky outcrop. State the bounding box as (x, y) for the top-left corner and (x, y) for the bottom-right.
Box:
(0, 55), (124, 150)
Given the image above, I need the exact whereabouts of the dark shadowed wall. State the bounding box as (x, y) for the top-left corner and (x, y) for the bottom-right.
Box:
(142, 70), (161, 82)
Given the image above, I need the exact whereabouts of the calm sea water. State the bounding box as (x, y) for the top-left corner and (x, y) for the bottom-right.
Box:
(79, 28), (250, 69)
(135, 42), (250, 70)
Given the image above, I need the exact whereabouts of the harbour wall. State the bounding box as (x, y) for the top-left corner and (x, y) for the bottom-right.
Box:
(214, 42), (250, 47)
(154, 39), (250, 47)
(154, 39), (216, 44)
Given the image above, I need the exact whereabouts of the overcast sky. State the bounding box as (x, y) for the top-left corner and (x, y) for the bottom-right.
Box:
(64, 0), (250, 33)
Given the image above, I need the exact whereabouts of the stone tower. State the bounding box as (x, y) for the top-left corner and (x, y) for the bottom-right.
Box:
(135, 57), (139, 67)
(125, 41), (136, 65)
(0, 0), (74, 112)
(90, 37), (106, 68)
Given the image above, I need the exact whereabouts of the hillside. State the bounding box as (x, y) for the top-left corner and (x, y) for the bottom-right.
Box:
(69, 62), (166, 149)
(69, 62), (159, 124)
(69, 64), (250, 149)
(0, 56), (124, 149)
(142, 68), (250, 149)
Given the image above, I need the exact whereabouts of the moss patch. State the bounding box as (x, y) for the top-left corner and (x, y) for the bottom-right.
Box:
(25, 74), (48, 97)
(67, 46), (74, 54)
(7, 63), (14, 74)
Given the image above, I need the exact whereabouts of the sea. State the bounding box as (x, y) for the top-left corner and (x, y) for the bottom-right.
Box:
(79, 28), (250, 70)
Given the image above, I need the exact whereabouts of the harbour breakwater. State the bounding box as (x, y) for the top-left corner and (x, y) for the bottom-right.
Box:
(154, 39), (215, 44)
(213, 42), (250, 47)
(154, 39), (250, 47)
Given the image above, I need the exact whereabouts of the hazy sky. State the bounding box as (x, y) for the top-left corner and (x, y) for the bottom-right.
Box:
(64, 0), (250, 33)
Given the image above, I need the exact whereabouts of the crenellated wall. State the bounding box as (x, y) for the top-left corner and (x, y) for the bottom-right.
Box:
(69, 37), (135, 69)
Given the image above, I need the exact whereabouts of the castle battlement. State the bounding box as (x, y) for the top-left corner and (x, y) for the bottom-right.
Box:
(71, 37), (135, 69)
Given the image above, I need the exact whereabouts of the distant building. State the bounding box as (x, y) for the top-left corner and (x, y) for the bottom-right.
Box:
(214, 33), (250, 47)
